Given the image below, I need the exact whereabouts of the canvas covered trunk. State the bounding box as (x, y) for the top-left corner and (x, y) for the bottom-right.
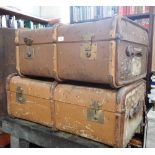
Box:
(16, 16), (148, 88)
(6, 75), (56, 127)
(0, 28), (16, 120)
(54, 80), (146, 147)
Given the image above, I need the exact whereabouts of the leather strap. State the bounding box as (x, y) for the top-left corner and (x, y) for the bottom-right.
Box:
(16, 46), (22, 76)
(53, 44), (62, 81)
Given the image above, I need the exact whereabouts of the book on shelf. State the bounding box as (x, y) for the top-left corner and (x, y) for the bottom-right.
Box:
(70, 6), (150, 29)
(71, 6), (118, 23)
(0, 15), (47, 29)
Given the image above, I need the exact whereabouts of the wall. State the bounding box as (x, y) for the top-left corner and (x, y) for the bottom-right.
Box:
(40, 6), (70, 23)
(7, 6), (40, 17)
(9, 6), (70, 24)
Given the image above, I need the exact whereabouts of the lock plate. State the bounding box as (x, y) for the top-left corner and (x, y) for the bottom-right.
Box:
(16, 86), (25, 104)
(80, 43), (97, 60)
(81, 33), (97, 60)
(25, 46), (34, 59)
(87, 101), (104, 123)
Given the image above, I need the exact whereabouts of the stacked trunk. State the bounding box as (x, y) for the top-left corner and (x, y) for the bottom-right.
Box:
(6, 16), (148, 147)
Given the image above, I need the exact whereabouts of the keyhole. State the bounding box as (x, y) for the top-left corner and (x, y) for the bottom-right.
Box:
(94, 109), (98, 120)
(27, 51), (32, 57)
(86, 51), (91, 58)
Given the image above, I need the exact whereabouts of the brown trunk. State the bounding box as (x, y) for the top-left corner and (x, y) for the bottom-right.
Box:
(16, 16), (148, 88)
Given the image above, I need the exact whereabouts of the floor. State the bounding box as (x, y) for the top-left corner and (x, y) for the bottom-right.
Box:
(145, 108), (155, 148)
(0, 133), (10, 148)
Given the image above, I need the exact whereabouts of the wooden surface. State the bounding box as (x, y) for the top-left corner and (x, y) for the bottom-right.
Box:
(1, 117), (110, 148)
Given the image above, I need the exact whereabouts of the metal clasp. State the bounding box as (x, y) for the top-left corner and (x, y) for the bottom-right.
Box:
(83, 43), (92, 57)
(81, 33), (97, 59)
(25, 46), (34, 59)
(24, 37), (34, 59)
(24, 37), (33, 46)
(87, 101), (104, 123)
(16, 86), (25, 104)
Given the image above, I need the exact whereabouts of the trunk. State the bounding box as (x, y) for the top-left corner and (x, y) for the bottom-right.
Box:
(54, 80), (146, 147)
(16, 16), (148, 88)
(0, 28), (16, 120)
(6, 75), (56, 127)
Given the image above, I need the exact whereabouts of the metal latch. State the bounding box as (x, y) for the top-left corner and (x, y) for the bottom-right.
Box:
(84, 43), (92, 57)
(24, 37), (34, 59)
(16, 86), (25, 104)
(81, 33), (97, 60)
(25, 46), (34, 59)
(80, 43), (97, 60)
(24, 37), (33, 46)
(87, 101), (104, 123)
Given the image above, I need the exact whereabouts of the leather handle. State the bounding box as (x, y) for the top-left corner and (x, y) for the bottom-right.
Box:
(126, 45), (143, 57)
(24, 37), (33, 46)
